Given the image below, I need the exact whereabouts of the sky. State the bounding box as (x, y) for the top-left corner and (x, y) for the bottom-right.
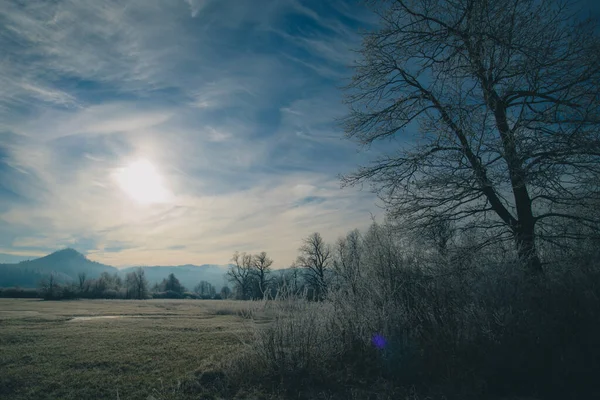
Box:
(0, 0), (383, 267)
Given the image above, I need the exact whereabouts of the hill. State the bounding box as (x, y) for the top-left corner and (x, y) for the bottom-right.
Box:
(0, 248), (117, 287)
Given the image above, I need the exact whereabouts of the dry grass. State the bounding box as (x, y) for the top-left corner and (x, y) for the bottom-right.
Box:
(0, 299), (255, 400)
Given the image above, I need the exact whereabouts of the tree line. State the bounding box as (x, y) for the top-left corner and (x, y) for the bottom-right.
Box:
(0, 268), (232, 300)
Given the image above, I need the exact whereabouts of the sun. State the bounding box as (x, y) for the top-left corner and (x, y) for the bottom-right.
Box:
(115, 159), (170, 204)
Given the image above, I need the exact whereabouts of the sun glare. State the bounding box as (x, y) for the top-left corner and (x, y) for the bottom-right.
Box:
(115, 159), (170, 204)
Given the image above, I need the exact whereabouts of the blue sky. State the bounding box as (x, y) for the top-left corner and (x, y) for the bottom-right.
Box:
(0, 0), (383, 266)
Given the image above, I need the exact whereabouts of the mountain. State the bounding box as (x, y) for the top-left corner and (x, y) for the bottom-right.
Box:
(26, 248), (117, 277)
(0, 248), (230, 290)
(0, 248), (117, 288)
(121, 264), (230, 291)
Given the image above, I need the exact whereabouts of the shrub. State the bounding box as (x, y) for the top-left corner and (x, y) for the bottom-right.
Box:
(152, 290), (184, 299)
(211, 307), (239, 316)
(0, 287), (40, 298)
(60, 285), (80, 300)
(226, 298), (345, 393)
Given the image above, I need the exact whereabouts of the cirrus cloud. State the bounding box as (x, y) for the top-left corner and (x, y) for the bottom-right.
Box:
(0, 0), (381, 267)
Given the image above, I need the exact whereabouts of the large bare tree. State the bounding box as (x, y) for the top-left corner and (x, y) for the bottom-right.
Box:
(343, 0), (600, 272)
(227, 251), (254, 300)
(296, 232), (332, 300)
(252, 251), (274, 298)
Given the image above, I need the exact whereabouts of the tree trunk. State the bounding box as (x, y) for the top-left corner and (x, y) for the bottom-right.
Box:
(485, 89), (544, 275)
(514, 222), (543, 274)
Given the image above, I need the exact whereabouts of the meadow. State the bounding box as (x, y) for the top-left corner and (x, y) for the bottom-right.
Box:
(0, 299), (253, 400)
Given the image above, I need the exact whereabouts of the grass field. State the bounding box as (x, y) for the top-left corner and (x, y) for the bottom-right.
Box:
(0, 299), (255, 400)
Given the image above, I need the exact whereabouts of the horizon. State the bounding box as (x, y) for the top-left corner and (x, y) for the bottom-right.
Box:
(0, 0), (384, 268)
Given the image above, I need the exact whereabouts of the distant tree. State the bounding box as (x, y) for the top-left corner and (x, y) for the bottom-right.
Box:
(220, 285), (232, 299)
(194, 281), (216, 298)
(90, 272), (122, 297)
(227, 252), (254, 300)
(163, 273), (185, 294)
(99, 272), (112, 284)
(289, 265), (301, 293)
(126, 268), (149, 299)
(0, 287), (39, 299)
(113, 273), (123, 290)
(77, 272), (88, 292)
(252, 252), (274, 299)
(342, 0), (600, 273)
(39, 273), (61, 300)
(61, 283), (79, 300)
(92, 276), (107, 295)
(296, 232), (332, 301)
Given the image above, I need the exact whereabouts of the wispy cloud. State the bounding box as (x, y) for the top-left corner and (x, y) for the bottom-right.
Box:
(184, 0), (211, 18)
(0, 0), (379, 267)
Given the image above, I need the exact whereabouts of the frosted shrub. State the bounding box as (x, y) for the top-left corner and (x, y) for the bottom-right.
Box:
(227, 222), (600, 399)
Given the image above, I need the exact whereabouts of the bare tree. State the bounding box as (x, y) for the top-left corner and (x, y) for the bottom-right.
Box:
(220, 285), (232, 299)
(342, 0), (600, 273)
(77, 272), (88, 292)
(252, 251), (274, 298)
(125, 267), (148, 299)
(333, 229), (364, 296)
(194, 281), (216, 298)
(296, 232), (332, 300)
(39, 272), (61, 300)
(361, 222), (406, 299)
(227, 252), (254, 300)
